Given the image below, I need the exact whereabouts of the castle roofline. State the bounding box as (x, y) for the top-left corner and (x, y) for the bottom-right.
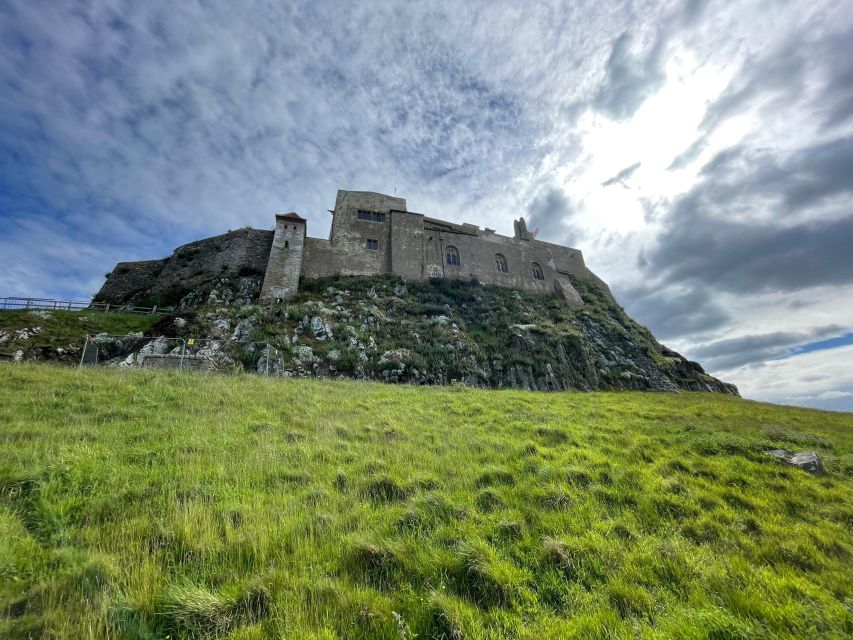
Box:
(277, 212), (306, 222)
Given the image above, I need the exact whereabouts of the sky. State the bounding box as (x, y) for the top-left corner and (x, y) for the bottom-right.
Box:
(1, 0), (851, 411)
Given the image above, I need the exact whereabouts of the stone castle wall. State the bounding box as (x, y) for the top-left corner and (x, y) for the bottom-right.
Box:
(268, 190), (592, 306)
(96, 190), (605, 309)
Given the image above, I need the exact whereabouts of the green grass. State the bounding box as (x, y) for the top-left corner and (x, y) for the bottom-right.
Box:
(0, 310), (159, 353)
(1, 363), (852, 639)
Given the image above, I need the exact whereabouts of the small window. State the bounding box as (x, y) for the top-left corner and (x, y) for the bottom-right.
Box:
(495, 253), (508, 273)
(532, 262), (544, 280)
(446, 246), (460, 266)
(357, 210), (385, 222)
(284, 240), (289, 248)
(366, 239), (379, 251)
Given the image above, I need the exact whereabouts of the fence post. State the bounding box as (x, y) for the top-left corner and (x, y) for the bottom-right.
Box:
(265, 343), (270, 377)
(78, 335), (89, 367)
(179, 339), (186, 371)
(152, 305), (157, 315)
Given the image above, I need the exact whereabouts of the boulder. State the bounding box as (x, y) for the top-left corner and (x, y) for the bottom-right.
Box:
(765, 449), (824, 475)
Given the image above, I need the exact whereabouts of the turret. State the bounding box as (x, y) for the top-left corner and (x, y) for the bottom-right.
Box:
(260, 212), (306, 301)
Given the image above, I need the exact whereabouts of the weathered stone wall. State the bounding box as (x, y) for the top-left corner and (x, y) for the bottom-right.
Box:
(260, 215), (305, 300)
(420, 224), (582, 297)
(390, 210), (425, 280)
(326, 190), (407, 275)
(96, 189), (597, 309)
(295, 189), (588, 306)
(301, 238), (342, 279)
(97, 228), (273, 305)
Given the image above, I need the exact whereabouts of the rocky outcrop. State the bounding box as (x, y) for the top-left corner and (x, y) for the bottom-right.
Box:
(13, 273), (737, 395)
(124, 273), (736, 394)
(765, 449), (825, 474)
(95, 228), (272, 307)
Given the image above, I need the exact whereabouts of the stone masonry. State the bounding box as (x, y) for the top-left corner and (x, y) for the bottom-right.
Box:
(98, 189), (609, 307)
(259, 190), (603, 307)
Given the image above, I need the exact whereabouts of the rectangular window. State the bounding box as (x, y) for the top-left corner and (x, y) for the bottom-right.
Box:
(366, 239), (379, 251)
(357, 210), (385, 222)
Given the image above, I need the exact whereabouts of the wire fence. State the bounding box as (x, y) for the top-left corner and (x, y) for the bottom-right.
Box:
(79, 334), (285, 376)
(1, 296), (171, 314)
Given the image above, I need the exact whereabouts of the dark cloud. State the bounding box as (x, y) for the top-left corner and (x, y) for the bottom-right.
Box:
(592, 32), (665, 121)
(646, 138), (853, 294)
(589, 0), (708, 122)
(526, 186), (583, 245)
(688, 325), (846, 371)
(601, 161), (641, 187)
(617, 285), (731, 340)
(669, 25), (853, 170)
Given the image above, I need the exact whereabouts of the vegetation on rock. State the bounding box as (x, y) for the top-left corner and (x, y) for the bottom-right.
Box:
(138, 273), (734, 393)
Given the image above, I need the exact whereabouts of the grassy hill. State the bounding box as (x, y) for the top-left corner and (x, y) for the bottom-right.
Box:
(1, 364), (851, 639)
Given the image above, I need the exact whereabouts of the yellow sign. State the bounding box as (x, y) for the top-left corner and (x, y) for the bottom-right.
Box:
(187, 339), (194, 345)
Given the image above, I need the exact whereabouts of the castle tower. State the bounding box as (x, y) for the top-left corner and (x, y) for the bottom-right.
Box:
(260, 212), (306, 301)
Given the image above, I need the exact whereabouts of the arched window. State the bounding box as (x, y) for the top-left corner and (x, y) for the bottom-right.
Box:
(446, 246), (460, 266)
(495, 253), (508, 273)
(531, 262), (544, 280)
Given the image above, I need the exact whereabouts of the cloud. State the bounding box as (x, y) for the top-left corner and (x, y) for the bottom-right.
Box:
(668, 23), (853, 170)
(592, 32), (666, 121)
(645, 139), (853, 294)
(722, 344), (853, 412)
(617, 284), (730, 340)
(526, 186), (584, 245)
(687, 325), (847, 371)
(0, 0), (546, 296)
(601, 161), (641, 187)
(587, 0), (709, 122)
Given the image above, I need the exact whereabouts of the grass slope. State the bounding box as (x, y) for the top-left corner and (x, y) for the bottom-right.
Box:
(1, 364), (851, 639)
(0, 310), (159, 356)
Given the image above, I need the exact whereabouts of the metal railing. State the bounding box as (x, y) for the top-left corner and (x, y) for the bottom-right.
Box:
(1, 297), (171, 315)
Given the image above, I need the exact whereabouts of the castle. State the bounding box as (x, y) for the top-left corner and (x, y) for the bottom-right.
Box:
(98, 190), (611, 308)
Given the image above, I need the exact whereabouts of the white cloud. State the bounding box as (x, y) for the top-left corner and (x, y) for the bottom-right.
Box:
(720, 345), (853, 412)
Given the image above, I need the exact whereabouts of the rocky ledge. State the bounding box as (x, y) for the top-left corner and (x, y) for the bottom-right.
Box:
(77, 273), (736, 394)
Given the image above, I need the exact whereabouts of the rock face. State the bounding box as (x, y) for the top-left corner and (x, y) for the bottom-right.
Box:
(111, 273), (735, 395)
(95, 228), (272, 307)
(765, 449), (825, 475)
